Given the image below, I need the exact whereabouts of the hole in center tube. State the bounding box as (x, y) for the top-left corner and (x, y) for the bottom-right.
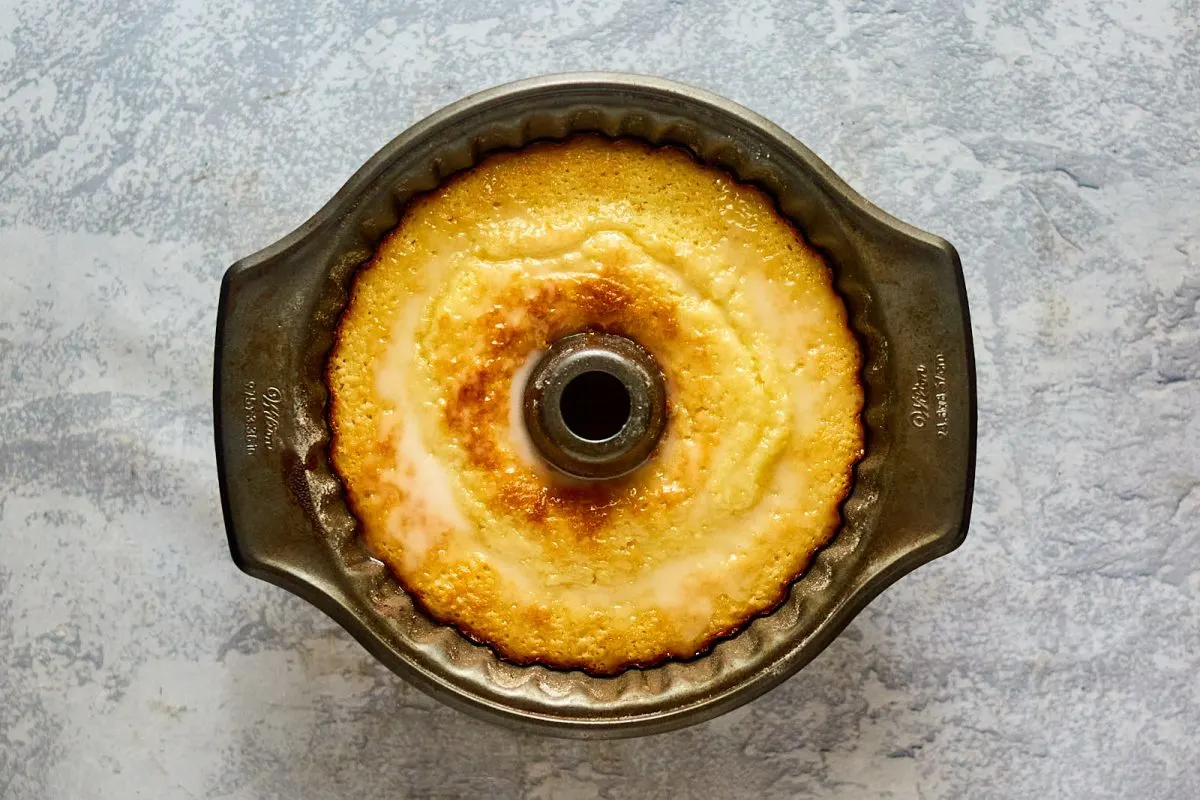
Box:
(559, 370), (632, 442)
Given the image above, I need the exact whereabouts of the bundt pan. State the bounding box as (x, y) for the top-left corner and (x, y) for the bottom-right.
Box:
(214, 73), (976, 737)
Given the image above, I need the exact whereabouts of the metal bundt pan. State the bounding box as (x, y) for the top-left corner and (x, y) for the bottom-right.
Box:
(214, 73), (976, 737)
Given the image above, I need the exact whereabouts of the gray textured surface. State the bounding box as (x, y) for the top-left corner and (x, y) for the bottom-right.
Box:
(1, 0), (1198, 797)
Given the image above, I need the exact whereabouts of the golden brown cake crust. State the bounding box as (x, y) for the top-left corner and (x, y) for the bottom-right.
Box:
(327, 135), (864, 674)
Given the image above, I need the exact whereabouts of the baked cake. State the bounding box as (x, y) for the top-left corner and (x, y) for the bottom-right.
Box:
(327, 135), (863, 674)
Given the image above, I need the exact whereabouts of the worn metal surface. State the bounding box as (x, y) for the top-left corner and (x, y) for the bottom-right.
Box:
(2, 0), (1198, 795)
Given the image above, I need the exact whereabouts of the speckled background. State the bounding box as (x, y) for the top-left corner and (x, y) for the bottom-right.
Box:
(1, 0), (1198, 797)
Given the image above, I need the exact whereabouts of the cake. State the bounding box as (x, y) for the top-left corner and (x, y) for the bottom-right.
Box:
(326, 135), (864, 674)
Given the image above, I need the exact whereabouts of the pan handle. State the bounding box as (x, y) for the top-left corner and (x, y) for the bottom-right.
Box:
(213, 249), (349, 603)
(860, 231), (976, 567)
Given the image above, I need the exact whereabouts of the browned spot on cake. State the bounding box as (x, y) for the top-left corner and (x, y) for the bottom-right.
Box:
(494, 478), (623, 538)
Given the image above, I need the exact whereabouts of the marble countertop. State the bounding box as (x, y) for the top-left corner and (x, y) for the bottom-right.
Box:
(2, 1), (1197, 797)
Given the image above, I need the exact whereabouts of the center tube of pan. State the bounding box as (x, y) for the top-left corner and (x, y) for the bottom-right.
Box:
(522, 332), (667, 481)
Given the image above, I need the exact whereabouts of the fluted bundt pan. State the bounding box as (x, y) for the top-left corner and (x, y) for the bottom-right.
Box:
(214, 73), (976, 737)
